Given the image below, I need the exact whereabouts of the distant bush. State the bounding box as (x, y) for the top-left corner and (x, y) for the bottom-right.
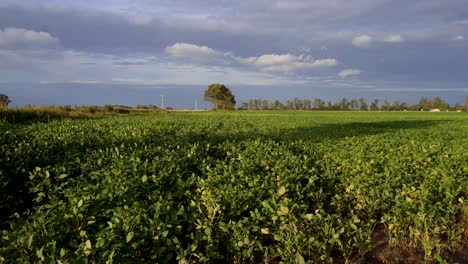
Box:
(79, 105), (99, 114)
(0, 104), (163, 124)
(103, 104), (114, 112)
(0, 107), (69, 124)
(136, 104), (159, 109)
(59, 105), (72, 112)
(113, 107), (130, 114)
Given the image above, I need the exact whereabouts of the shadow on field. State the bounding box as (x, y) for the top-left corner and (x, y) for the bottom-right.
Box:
(192, 119), (448, 144)
(280, 119), (446, 141)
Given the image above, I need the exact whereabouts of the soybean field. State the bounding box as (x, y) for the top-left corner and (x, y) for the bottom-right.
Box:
(1, 111), (467, 263)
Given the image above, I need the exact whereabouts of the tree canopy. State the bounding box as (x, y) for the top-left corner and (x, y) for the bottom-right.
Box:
(0, 93), (11, 108)
(203, 83), (236, 110)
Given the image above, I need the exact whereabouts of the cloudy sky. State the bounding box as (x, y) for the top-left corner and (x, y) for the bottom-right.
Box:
(0, 0), (467, 107)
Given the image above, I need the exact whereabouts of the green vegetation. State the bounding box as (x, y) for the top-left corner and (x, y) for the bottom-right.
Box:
(1, 111), (467, 263)
(240, 96), (468, 111)
(204, 83), (236, 110)
(0, 105), (161, 124)
(0, 93), (11, 108)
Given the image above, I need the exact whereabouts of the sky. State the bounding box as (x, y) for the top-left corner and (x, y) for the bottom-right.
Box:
(0, 0), (467, 108)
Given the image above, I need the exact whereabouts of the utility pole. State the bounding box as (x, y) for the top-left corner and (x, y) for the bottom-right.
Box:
(160, 94), (164, 109)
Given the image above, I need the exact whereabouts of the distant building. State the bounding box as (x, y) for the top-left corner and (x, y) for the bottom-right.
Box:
(429, 109), (440, 112)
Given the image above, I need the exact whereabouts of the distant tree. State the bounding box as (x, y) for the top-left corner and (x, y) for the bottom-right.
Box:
(304, 99), (312, 110)
(339, 98), (349, 110)
(240, 101), (249, 110)
(370, 99), (380, 111)
(254, 99), (261, 110)
(418, 96), (432, 111)
(271, 100), (285, 110)
(293, 98), (304, 110)
(253, 99), (259, 110)
(286, 100), (294, 110)
(358, 97), (368, 111)
(453, 103), (463, 111)
(349, 99), (358, 111)
(432, 96), (449, 110)
(382, 100), (392, 111)
(0, 93), (12, 108)
(400, 102), (408, 110)
(313, 98), (326, 110)
(392, 100), (402, 111)
(203, 83), (236, 110)
(261, 99), (270, 110)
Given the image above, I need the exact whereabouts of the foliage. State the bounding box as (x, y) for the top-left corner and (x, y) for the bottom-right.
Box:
(0, 106), (163, 124)
(204, 83), (236, 110)
(0, 111), (467, 263)
(0, 107), (77, 124)
(240, 96), (466, 111)
(0, 93), (12, 108)
(103, 104), (114, 112)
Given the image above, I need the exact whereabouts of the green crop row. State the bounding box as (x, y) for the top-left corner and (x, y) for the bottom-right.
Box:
(0, 112), (467, 263)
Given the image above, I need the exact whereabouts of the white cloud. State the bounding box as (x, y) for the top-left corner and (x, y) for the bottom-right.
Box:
(311, 59), (337, 67)
(244, 54), (297, 66)
(453, 35), (464, 41)
(239, 53), (337, 72)
(0, 27), (59, 49)
(165, 43), (220, 59)
(352, 35), (372, 48)
(338, 69), (361, 78)
(384, 34), (403, 43)
(165, 42), (337, 73)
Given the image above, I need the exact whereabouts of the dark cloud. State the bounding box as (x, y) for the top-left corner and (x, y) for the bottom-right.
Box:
(0, 3), (279, 56)
(0, 1), (467, 107)
(0, 5), (168, 54)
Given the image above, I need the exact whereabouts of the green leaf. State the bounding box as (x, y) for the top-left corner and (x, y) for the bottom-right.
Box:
(84, 240), (92, 256)
(277, 205), (289, 216)
(434, 254), (448, 264)
(27, 233), (34, 248)
(295, 252), (305, 264)
(141, 175), (148, 183)
(78, 199), (83, 208)
(278, 186), (286, 196)
(126, 231), (134, 242)
(60, 248), (66, 257)
(57, 174), (68, 179)
(352, 215), (360, 223)
(36, 247), (44, 261)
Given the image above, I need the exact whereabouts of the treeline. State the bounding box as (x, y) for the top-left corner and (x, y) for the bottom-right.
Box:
(239, 96), (468, 111)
